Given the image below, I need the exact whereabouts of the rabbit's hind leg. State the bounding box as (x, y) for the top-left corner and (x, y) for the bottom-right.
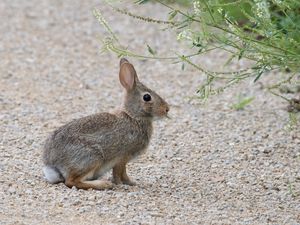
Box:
(112, 158), (136, 186)
(68, 179), (113, 190)
(65, 166), (113, 190)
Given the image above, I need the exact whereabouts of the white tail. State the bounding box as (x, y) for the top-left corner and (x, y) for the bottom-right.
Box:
(43, 166), (64, 184)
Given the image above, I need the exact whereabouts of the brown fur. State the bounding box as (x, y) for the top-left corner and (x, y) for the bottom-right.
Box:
(42, 58), (169, 190)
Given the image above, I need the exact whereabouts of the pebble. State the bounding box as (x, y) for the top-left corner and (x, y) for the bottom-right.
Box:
(1, 1), (299, 224)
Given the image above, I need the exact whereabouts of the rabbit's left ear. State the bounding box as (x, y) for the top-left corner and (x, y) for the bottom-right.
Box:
(119, 58), (138, 91)
(120, 58), (129, 66)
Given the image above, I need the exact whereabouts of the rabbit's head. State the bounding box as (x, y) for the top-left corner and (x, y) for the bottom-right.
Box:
(119, 58), (169, 119)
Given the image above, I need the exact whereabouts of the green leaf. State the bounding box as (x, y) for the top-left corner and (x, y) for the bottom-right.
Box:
(231, 96), (255, 110)
(253, 70), (264, 82)
(168, 10), (178, 21)
(134, 0), (149, 4)
(223, 54), (235, 67)
(238, 48), (245, 60)
(147, 44), (156, 55)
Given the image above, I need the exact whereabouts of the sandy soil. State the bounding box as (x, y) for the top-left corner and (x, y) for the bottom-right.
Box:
(1, 1), (299, 224)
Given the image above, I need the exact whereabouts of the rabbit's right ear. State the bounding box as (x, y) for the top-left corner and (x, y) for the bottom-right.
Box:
(119, 59), (138, 91)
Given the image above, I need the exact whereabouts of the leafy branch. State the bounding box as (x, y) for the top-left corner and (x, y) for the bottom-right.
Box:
(94, 0), (300, 102)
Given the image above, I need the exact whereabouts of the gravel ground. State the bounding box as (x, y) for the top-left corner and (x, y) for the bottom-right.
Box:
(1, 1), (299, 224)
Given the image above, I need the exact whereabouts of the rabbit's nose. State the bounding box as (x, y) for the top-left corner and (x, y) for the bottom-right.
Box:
(166, 106), (170, 113)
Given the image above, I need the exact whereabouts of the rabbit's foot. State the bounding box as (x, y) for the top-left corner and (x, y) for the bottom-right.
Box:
(112, 177), (122, 185)
(121, 178), (136, 186)
(66, 178), (113, 190)
(120, 172), (136, 185)
(112, 176), (136, 186)
(113, 161), (136, 186)
(94, 180), (114, 189)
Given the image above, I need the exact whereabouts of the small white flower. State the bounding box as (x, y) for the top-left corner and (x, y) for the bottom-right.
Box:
(254, 0), (270, 21)
(193, 0), (201, 15)
(177, 29), (193, 41)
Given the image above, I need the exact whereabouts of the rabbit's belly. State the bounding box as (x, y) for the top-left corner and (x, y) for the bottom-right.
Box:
(91, 157), (122, 179)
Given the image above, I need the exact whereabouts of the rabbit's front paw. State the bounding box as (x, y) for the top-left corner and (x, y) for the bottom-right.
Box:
(122, 179), (136, 186)
(112, 177), (122, 185)
(112, 177), (136, 186)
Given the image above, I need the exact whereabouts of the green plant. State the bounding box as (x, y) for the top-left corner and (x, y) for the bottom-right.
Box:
(285, 112), (299, 131)
(231, 95), (255, 110)
(136, 0), (190, 6)
(94, 0), (300, 101)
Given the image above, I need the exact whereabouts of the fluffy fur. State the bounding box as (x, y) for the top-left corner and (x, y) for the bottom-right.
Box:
(42, 58), (169, 190)
(43, 166), (64, 184)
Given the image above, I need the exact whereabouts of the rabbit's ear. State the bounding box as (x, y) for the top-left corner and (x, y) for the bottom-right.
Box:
(120, 58), (129, 66)
(119, 60), (138, 91)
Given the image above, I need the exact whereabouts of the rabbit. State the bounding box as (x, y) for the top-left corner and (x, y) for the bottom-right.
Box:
(42, 58), (169, 190)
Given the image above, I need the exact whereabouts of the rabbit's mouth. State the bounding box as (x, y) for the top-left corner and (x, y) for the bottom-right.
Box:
(153, 106), (170, 118)
(159, 104), (170, 117)
(153, 114), (171, 121)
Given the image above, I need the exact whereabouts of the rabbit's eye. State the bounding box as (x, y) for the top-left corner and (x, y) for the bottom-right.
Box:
(143, 94), (151, 102)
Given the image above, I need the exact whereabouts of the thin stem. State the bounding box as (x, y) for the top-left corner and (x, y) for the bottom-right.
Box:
(111, 6), (176, 25)
(93, 8), (119, 43)
(211, 24), (298, 56)
(154, 0), (202, 23)
(268, 72), (297, 90)
(105, 40), (218, 60)
(268, 89), (291, 102)
(179, 54), (255, 79)
(203, 0), (216, 23)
